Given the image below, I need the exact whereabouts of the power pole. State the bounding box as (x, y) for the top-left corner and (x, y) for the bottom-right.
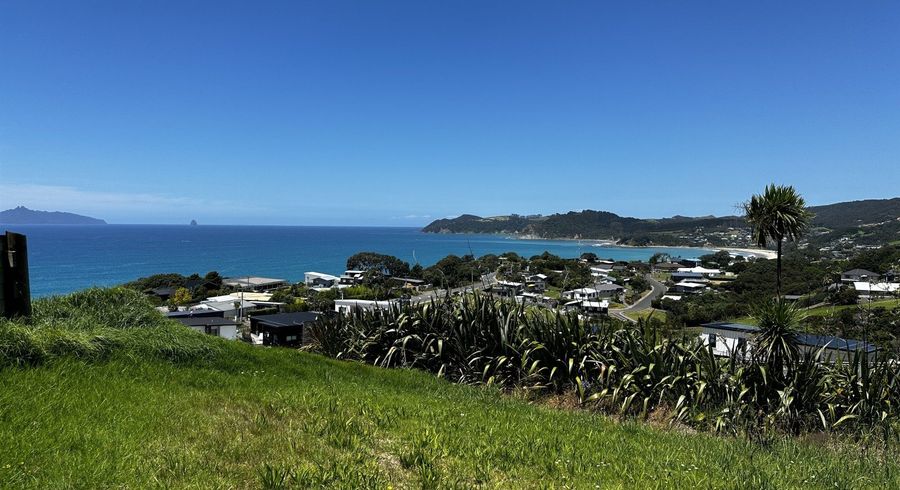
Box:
(1, 231), (32, 319)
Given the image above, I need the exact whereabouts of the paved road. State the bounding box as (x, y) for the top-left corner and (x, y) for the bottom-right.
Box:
(610, 274), (667, 323)
(408, 273), (496, 305)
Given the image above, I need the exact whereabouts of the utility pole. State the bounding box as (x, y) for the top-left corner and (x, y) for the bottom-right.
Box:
(1, 231), (32, 319)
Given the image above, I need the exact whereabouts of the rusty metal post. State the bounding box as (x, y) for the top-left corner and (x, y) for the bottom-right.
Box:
(1, 231), (32, 318)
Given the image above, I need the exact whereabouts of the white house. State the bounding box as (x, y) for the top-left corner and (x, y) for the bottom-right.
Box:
(853, 281), (899, 299)
(334, 299), (400, 315)
(562, 287), (599, 301)
(700, 322), (877, 362)
(174, 317), (240, 340)
(672, 281), (706, 294)
(305, 272), (340, 289)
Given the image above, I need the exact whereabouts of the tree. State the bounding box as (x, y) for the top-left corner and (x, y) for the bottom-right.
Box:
(752, 298), (801, 380)
(171, 287), (192, 306)
(743, 184), (812, 297)
(700, 250), (731, 269)
(346, 252), (411, 279)
(649, 252), (671, 265)
(580, 252), (598, 263)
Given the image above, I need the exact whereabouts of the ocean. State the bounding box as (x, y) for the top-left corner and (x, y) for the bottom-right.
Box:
(4, 225), (712, 297)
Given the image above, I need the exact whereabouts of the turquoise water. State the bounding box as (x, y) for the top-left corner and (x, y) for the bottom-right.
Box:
(4, 225), (711, 297)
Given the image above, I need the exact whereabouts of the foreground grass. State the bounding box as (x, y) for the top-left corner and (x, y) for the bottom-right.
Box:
(2, 289), (899, 488)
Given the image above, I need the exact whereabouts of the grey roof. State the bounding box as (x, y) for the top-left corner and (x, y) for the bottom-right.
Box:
(842, 269), (880, 276)
(176, 317), (240, 327)
(253, 312), (320, 328)
(701, 322), (876, 352)
(595, 283), (624, 291)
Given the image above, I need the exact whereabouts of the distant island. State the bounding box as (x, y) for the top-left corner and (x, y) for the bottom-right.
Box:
(190, 220), (198, 226)
(0, 206), (107, 225)
(422, 198), (900, 249)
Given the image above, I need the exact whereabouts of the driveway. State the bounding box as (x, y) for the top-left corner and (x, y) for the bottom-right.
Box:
(610, 274), (667, 323)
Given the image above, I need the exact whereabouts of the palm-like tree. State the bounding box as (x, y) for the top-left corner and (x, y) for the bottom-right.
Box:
(743, 184), (813, 298)
(753, 298), (802, 380)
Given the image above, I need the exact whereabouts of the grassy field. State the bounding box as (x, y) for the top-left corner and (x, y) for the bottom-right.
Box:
(2, 289), (900, 488)
(624, 308), (668, 322)
(730, 298), (900, 325)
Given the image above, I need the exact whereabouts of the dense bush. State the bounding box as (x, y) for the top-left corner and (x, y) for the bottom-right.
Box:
(309, 294), (900, 441)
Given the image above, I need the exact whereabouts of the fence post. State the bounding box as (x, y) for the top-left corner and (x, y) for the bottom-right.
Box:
(1, 231), (32, 319)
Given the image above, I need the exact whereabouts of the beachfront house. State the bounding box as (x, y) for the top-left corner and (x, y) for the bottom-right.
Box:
(250, 311), (320, 347)
(700, 322), (876, 363)
(651, 262), (683, 273)
(841, 269), (880, 283)
(305, 272), (340, 289)
(223, 276), (287, 292)
(676, 267), (722, 279)
(524, 273), (549, 292)
(340, 270), (366, 285)
(175, 317), (240, 340)
(190, 299), (257, 318)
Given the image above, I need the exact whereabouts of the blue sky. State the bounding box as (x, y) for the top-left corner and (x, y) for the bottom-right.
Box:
(1, 1), (898, 225)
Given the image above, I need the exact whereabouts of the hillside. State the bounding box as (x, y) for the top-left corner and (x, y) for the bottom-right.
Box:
(2, 289), (898, 487)
(0, 206), (106, 225)
(423, 198), (900, 247)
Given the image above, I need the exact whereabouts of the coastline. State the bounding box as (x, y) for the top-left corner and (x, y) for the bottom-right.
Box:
(461, 232), (777, 260)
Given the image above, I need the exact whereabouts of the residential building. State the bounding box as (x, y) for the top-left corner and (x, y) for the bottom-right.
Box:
(841, 269), (880, 283)
(250, 311), (320, 347)
(672, 281), (706, 294)
(223, 276), (287, 292)
(305, 272), (340, 289)
(700, 322), (876, 362)
(334, 299), (400, 315)
(175, 317), (240, 340)
(853, 281), (900, 299)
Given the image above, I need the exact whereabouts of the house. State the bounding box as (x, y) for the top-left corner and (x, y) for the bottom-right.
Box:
(146, 287), (176, 301)
(524, 273), (549, 292)
(190, 299), (257, 318)
(594, 283), (625, 298)
(672, 281), (706, 294)
(562, 299), (609, 315)
(175, 317), (240, 340)
(250, 311), (320, 347)
(334, 299), (400, 315)
(651, 262), (683, 273)
(853, 281), (900, 299)
(516, 291), (550, 305)
(670, 272), (705, 284)
(223, 276), (287, 292)
(841, 269), (880, 283)
(676, 267), (722, 278)
(340, 270), (367, 285)
(492, 281), (524, 297)
(563, 287), (599, 301)
(166, 309), (224, 319)
(305, 272), (340, 289)
(388, 277), (429, 292)
(700, 322), (876, 362)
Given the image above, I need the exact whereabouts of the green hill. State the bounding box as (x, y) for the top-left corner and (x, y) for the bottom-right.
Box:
(1, 289), (898, 488)
(423, 198), (900, 247)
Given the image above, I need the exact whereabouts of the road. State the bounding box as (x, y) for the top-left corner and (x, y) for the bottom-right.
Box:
(408, 273), (496, 305)
(610, 274), (667, 323)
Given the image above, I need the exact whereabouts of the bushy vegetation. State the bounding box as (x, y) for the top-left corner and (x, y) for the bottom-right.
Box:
(310, 293), (900, 443)
(7, 290), (900, 487)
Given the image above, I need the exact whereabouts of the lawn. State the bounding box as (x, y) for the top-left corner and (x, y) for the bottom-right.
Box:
(2, 289), (899, 488)
(731, 298), (900, 325)
(624, 308), (668, 322)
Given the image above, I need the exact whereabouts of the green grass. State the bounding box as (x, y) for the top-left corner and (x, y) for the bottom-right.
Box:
(624, 308), (668, 322)
(2, 289), (900, 488)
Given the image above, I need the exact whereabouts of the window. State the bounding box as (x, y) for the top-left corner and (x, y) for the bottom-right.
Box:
(708, 333), (717, 348)
(286, 335), (297, 342)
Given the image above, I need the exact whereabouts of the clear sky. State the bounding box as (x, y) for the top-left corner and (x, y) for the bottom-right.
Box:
(1, 1), (898, 225)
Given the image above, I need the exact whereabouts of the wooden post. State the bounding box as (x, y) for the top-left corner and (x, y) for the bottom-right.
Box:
(1, 231), (32, 319)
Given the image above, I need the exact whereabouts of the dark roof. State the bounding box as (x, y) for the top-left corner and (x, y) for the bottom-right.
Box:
(148, 287), (176, 296)
(654, 262), (683, 269)
(701, 322), (876, 352)
(672, 272), (704, 278)
(166, 309), (225, 319)
(176, 317), (240, 327)
(842, 269), (880, 276)
(252, 312), (320, 328)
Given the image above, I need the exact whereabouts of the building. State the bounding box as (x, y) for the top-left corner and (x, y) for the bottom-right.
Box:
(339, 270), (366, 285)
(672, 281), (706, 294)
(190, 299), (257, 318)
(853, 281), (900, 299)
(700, 322), (876, 362)
(223, 276), (287, 292)
(175, 317), (240, 340)
(334, 299), (400, 315)
(562, 299), (609, 315)
(305, 272), (340, 289)
(388, 277), (429, 292)
(524, 273), (549, 292)
(651, 262), (683, 273)
(562, 287), (599, 301)
(594, 283), (625, 298)
(492, 281), (524, 297)
(841, 269), (880, 283)
(670, 272), (705, 284)
(250, 311), (320, 347)
(676, 267), (722, 278)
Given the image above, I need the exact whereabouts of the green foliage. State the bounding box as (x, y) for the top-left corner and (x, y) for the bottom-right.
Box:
(700, 250), (732, 269)
(346, 252), (411, 279)
(171, 287), (192, 306)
